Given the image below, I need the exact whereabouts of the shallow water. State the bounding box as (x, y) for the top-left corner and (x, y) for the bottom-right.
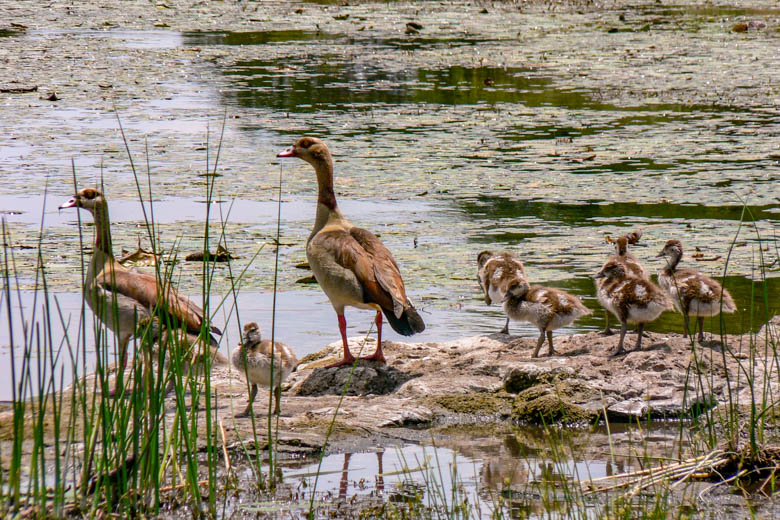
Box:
(236, 422), (765, 518)
(0, 1), (778, 401)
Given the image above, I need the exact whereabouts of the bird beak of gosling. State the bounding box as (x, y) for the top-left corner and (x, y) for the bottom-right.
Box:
(656, 251), (665, 258)
(277, 146), (296, 158)
(59, 197), (77, 210)
(593, 272), (604, 279)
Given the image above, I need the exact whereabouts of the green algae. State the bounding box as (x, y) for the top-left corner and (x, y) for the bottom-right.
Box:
(512, 381), (598, 425)
(425, 392), (513, 416)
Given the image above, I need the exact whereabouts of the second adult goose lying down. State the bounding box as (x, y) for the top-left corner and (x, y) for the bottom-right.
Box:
(59, 188), (226, 394)
(503, 281), (592, 357)
(277, 137), (425, 368)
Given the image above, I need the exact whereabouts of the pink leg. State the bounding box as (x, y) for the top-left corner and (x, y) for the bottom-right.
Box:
(361, 311), (386, 363)
(325, 314), (356, 368)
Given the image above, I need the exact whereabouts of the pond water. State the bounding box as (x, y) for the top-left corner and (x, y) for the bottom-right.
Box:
(1, 4), (778, 400)
(1, 2), (778, 517)
(232, 422), (761, 518)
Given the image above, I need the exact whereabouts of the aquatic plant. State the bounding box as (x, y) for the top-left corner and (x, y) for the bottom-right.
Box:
(0, 116), (266, 517)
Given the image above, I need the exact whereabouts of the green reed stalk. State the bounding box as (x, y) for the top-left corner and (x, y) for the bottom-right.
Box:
(267, 164), (284, 488)
(2, 220), (23, 510)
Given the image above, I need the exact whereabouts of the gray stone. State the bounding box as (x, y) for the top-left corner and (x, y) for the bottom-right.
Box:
(295, 361), (415, 397)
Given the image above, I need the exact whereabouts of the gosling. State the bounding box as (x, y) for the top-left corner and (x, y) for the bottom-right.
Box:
(597, 230), (646, 335)
(232, 322), (298, 417)
(477, 251), (529, 334)
(594, 260), (671, 356)
(657, 240), (736, 342)
(503, 281), (592, 357)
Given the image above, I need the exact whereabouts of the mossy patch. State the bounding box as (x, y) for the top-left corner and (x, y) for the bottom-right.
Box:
(425, 392), (513, 416)
(298, 348), (332, 365)
(503, 364), (572, 394)
(288, 418), (364, 438)
(512, 382), (597, 425)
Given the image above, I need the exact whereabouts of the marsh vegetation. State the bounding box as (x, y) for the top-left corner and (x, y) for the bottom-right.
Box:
(1, 0), (779, 517)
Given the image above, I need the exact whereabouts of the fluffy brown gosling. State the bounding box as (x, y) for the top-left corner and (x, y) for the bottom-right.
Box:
(594, 260), (671, 356)
(477, 250), (529, 334)
(232, 322), (298, 417)
(503, 281), (592, 357)
(597, 230), (646, 335)
(657, 239), (736, 342)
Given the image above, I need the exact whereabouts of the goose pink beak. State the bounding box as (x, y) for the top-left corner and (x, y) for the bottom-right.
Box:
(59, 197), (77, 210)
(277, 146), (296, 158)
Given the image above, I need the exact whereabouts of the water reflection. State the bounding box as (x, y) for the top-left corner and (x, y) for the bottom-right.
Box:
(185, 30), (341, 46)
(459, 195), (780, 224)
(219, 61), (607, 112)
(280, 422), (687, 518)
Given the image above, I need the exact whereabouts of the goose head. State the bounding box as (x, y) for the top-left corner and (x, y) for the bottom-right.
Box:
(59, 188), (105, 214)
(504, 279), (531, 302)
(277, 136), (332, 168)
(594, 260), (626, 281)
(241, 321), (262, 349)
(476, 250), (494, 269)
(657, 239), (683, 259)
(609, 236), (629, 256)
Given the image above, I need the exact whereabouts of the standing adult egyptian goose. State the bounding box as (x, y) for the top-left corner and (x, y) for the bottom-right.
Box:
(59, 188), (224, 393)
(232, 322), (298, 416)
(594, 259), (671, 356)
(596, 230), (646, 335)
(277, 137), (425, 367)
(657, 239), (736, 342)
(503, 281), (591, 357)
(477, 250), (529, 334)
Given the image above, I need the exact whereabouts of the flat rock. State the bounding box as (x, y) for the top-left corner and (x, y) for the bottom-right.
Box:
(4, 331), (778, 463)
(293, 360), (416, 396)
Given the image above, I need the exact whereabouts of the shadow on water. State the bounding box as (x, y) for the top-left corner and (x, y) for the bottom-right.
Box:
(181, 30), (750, 117)
(185, 30), (341, 46)
(218, 62), (600, 112)
(458, 195), (780, 225)
(212, 57), (752, 115)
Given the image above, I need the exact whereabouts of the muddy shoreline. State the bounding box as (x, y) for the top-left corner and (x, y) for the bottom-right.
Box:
(5, 329), (775, 456)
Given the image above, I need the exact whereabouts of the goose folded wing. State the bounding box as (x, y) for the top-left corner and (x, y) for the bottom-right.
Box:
(350, 227), (408, 318)
(95, 267), (221, 335)
(315, 228), (405, 316)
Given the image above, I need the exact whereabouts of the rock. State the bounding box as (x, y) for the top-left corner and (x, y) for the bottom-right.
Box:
(512, 384), (597, 425)
(425, 393), (513, 417)
(503, 363), (573, 393)
(608, 398), (648, 418)
(295, 361), (415, 396)
(758, 315), (780, 340)
(375, 404), (433, 427)
(9, 331), (779, 461)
